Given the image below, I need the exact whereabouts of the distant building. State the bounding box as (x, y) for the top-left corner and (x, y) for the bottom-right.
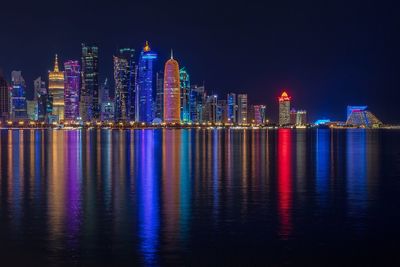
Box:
(290, 108), (297, 125)
(296, 110), (307, 126)
(227, 93), (237, 123)
(346, 105), (382, 128)
(64, 60), (80, 121)
(253, 105), (266, 124)
(136, 41), (157, 123)
(81, 44), (99, 121)
(48, 54), (65, 121)
(180, 67), (190, 123)
(163, 51), (181, 123)
(278, 91), (291, 125)
(0, 73), (10, 120)
(237, 94), (248, 124)
(34, 77), (49, 121)
(101, 101), (115, 121)
(10, 71), (27, 120)
(217, 99), (228, 123)
(189, 85), (205, 123)
(114, 48), (135, 121)
(205, 95), (218, 123)
(155, 71), (164, 120)
(27, 100), (38, 121)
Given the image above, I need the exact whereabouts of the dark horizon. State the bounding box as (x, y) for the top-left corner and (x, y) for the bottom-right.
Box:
(0, 0), (398, 123)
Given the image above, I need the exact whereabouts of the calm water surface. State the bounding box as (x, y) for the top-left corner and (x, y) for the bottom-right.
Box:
(0, 129), (400, 266)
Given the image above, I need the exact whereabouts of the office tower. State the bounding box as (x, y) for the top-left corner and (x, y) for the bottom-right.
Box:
(48, 54), (65, 121)
(155, 71), (164, 120)
(136, 41), (157, 123)
(114, 48), (135, 121)
(10, 71), (27, 120)
(64, 60), (80, 121)
(217, 99), (228, 123)
(227, 93), (237, 123)
(189, 85), (206, 123)
(27, 100), (38, 120)
(290, 108), (297, 125)
(34, 77), (46, 100)
(163, 51), (181, 123)
(99, 78), (110, 103)
(0, 73), (10, 120)
(252, 105), (267, 124)
(278, 91), (291, 125)
(34, 77), (47, 121)
(237, 94), (248, 124)
(81, 44), (99, 121)
(296, 110), (307, 126)
(205, 95), (218, 123)
(180, 67), (190, 123)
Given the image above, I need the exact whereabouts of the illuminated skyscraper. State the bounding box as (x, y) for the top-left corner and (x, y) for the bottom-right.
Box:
(0, 73), (9, 120)
(227, 93), (237, 123)
(81, 44), (99, 121)
(290, 108), (297, 125)
(253, 105), (267, 124)
(114, 48), (135, 121)
(278, 91), (291, 126)
(10, 71), (27, 120)
(180, 67), (190, 122)
(48, 54), (65, 120)
(205, 95), (218, 123)
(64, 60), (80, 121)
(155, 71), (164, 120)
(189, 84), (205, 123)
(163, 51), (181, 123)
(296, 110), (307, 126)
(237, 94), (248, 124)
(136, 41), (157, 123)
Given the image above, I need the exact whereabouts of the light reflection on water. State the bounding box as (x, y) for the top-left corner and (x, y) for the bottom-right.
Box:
(0, 128), (399, 266)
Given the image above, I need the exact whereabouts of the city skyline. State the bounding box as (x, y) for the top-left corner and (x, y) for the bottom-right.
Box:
(0, 0), (398, 123)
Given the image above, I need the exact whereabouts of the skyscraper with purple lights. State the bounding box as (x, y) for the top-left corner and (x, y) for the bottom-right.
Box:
(64, 61), (80, 121)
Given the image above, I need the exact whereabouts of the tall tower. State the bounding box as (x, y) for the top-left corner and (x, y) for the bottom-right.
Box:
(48, 54), (65, 120)
(227, 93), (236, 123)
(114, 48), (135, 121)
(136, 41), (157, 123)
(278, 91), (291, 126)
(155, 71), (164, 120)
(237, 94), (248, 124)
(10, 71), (27, 120)
(81, 44), (99, 121)
(0, 72), (10, 120)
(163, 50), (181, 123)
(64, 60), (80, 121)
(179, 67), (190, 123)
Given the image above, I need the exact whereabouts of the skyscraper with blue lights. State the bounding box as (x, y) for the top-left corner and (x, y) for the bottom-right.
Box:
(81, 44), (99, 121)
(136, 41), (157, 123)
(10, 71), (27, 120)
(180, 67), (190, 123)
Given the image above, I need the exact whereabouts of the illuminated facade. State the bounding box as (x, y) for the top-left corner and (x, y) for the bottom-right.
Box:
(253, 105), (267, 124)
(136, 41), (157, 123)
(163, 51), (181, 123)
(34, 77), (47, 122)
(237, 94), (248, 124)
(227, 93), (237, 123)
(189, 85), (205, 123)
(114, 48), (135, 121)
(0, 73), (10, 120)
(48, 54), (65, 120)
(10, 71), (27, 120)
(278, 91), (291, 126)
(64, 60), (80, 121)
(296, 110), (307, 126)
(155, 71), (164, 120)
(346, 106), (382, 127)
(81, 44), (99, 121)
(180, 67), (190, 122)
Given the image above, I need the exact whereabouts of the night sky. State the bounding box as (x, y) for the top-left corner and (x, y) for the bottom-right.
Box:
(0, 0), (398, 123)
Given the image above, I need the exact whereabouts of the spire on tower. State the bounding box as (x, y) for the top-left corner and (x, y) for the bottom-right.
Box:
(143, 41), (151, 52)
(54, 54), (59, 72)
(170, 49), (174, 59)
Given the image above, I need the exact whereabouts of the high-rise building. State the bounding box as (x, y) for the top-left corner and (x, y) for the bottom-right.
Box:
(253, 105), (267, 125)
(114, 48), (135, 121)
(290, 108), (297, 125)
(27, 100), (38, 121)
(64, 60), (80, 121)
(296, 110), (307, 126)
(155, 71), (164, 120)
(48, 54), (65, 121)
(217, 99), (228, 123)
(189, 85), (206, 123)
(136, 41), (157, 123)
(205, 95), (218, 123)
(81, 44), (99, 121)
(34, 77), (47, 121)
(237, 94), (248, 124)
(34, 77), (46, 100)
(10, 71), (27, 120)
(163, 51), (181, 123)
(180, 67), (190, 123)
(0, 73), (10, 120)
(278, 91), (291, 126)
(227, 93), (237, 123)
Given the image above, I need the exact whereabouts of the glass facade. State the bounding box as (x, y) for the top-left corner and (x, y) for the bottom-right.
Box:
(163, 55), (181, 123)
(81, 44), (99, 121)
(179, 67), (190, 123)
(64, 60), (80, 121)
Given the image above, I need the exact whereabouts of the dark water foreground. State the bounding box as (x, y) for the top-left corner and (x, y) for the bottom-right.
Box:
(0, 128), (399, 266)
